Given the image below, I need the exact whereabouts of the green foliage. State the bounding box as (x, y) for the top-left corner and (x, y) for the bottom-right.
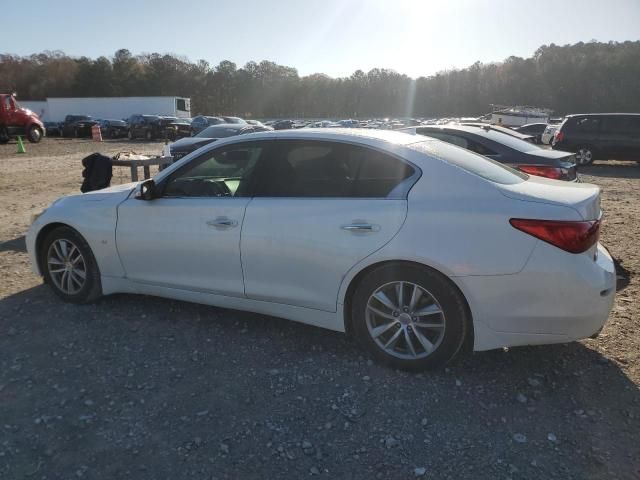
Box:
(1, 41), (639, 118)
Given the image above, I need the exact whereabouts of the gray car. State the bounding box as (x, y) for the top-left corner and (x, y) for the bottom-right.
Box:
(400, 124), (577, 181)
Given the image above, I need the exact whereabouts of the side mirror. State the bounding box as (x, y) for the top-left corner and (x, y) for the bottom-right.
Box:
(137, 179), (158, 201)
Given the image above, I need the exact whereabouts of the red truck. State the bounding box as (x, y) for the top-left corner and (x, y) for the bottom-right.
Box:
(0, 93), (45, 143)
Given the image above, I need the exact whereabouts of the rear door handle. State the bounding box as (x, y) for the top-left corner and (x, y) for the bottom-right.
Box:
(341, 223), (380, 232)
(206, 217), (238, 229)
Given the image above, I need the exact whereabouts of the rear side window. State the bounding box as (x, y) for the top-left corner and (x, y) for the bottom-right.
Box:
(252, 141), (415, 198)
(565, 117), (600, 133)
(601, 115), (640, 134)
(410, 140), (527, 185)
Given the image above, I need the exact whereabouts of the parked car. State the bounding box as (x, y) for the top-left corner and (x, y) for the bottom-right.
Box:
(0, 93), (45, 143)
(98, 119), (128, 139)
(552, 113), (640, 165)
(27, 129), (615, 370)
(163, 123), (273, 161)
(272, 119), (295, 130)
(400, 124), (577, 181)
(541, 124), (559, 145)
(44, 121), (63, 137)
(61, 115), (99, 138)
(191, 116), (225, 134)
(127, 114), (163, 140)
(221, 116), (247, 124)
(158, 116), (192, 140)
(246, 120), (266, 127)
(514, 123), (548, 143)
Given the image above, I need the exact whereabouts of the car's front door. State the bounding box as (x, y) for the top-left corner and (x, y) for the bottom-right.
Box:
(240, 140), (415, 312)
(116, 141), (266, 296)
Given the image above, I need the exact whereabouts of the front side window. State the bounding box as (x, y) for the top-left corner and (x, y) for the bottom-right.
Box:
(163, 144), (264, 198)
(251, 140), (414, 198)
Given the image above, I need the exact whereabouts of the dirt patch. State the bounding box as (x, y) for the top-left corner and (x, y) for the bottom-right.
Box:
(1, 140), (639, 479)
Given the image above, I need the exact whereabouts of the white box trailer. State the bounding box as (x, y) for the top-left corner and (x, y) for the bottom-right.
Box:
(32, 96), (191, 122)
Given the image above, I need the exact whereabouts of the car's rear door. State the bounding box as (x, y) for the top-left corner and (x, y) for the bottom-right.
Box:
(240, 139), (416, 312)
(116, 141), (267, 296)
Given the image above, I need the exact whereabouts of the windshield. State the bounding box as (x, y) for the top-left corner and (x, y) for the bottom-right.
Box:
(410, 140), (528, 185)
(195, 126), (243, 138)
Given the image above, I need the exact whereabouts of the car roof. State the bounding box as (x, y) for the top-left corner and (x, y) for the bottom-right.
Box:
(216, 127), (429, 147)
(565, 113), (640, 117)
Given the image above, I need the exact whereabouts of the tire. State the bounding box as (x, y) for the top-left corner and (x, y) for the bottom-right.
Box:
(351, 263), (469, 371)
(0, 127), (9, 144)
(575, 145), (595, 166)
(26, 125), (43, 143)
(39, 226), (102, 304)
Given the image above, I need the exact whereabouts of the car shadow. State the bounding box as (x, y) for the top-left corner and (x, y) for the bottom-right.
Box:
(579, 161), (640, 179)
(1, 284), (639, 477)
(0, 235), (26, 253)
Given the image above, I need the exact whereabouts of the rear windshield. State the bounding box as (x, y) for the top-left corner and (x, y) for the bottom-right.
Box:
(479, 129), (540, 153)
(410, 140), (528, 185)
(196, 126), (243, 138)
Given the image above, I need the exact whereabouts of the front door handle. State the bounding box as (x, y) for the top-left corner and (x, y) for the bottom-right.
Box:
(341, 223), (380, 232)
(206, 217), (238, 229)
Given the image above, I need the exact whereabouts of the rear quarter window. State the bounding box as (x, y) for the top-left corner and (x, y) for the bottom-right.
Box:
(410, 140), (527, 185)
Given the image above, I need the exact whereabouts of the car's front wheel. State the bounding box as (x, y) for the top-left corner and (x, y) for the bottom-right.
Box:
(40, 226), (102, 304)
(351, 263), (469, 370)
(27, 125), (43, 143)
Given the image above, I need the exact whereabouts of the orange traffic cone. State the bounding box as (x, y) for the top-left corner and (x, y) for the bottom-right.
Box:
(91, 124), (103, 142)
(16, 136), (26, 154)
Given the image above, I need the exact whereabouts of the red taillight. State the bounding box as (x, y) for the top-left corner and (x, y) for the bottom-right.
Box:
(517, 165), (564, 180)
(555, 130), (564, 143)
(509, 218), (600, 254)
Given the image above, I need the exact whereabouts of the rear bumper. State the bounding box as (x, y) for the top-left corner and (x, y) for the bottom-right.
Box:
(457, 242), (616, 351)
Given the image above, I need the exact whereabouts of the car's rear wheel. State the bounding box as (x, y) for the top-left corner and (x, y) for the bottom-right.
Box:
(575, 146), (595, 166)
(351, 264), (469, 370)
(40, 226), (102, 304)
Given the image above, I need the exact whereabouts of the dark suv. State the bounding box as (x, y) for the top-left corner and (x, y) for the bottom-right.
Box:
(552, 113), (640, 165)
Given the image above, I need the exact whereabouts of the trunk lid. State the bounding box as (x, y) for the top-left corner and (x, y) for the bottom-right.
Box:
(498, 176), (601, 220)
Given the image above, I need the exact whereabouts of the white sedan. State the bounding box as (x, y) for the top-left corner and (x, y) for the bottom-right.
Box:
(26, 129), (615, 370)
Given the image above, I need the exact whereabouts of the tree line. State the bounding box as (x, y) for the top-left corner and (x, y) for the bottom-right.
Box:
(1, 41), (639, 118)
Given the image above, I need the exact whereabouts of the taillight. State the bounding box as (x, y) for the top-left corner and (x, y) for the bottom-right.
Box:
(509, 218), (600, 254)
(555, 130), (564, 143)
(517, 165), (564, 180)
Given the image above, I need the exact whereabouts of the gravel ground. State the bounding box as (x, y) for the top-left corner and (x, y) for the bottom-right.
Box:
(0, 138), (639, 479)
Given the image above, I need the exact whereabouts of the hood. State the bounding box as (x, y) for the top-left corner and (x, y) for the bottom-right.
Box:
(82, 182), (138, 200)
(170, 137), (216, 152)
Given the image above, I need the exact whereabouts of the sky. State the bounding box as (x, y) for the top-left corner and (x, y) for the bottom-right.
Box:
(2, 0), (640, 78)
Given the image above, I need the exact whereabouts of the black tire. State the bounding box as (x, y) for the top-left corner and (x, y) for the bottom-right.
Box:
(0, 127), (9, 144)
(351, 263), (469, 371)
(26, 124), (43, 143)
(575, 145), (596, 166)
(39, 226), (102, 304)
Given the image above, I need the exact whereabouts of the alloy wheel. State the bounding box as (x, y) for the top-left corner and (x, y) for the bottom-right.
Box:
(576, 148), (593, 165)
(47, 239), (87, 295)
(365, 281), (446, 360)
